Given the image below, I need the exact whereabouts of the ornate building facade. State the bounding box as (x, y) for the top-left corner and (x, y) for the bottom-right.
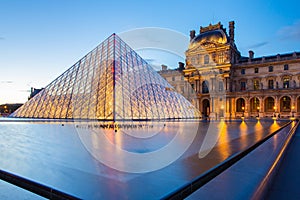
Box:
(160, 21), (300, 119)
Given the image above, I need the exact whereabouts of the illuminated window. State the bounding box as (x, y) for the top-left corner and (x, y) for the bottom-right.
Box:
(219, 52), (224, 63)
(269, 66), (273, 72)
(250, 97), (260, 112)
(265, 97), (275, 112)
(236, 98), (245, 112)
(204, 55), (209, 64)
(254, 68), (258, 73)
(253, 80), (259, 90)
(268, 79), (274, 89)
(281, 96), (291, 111)
(283, 77), (289, 88)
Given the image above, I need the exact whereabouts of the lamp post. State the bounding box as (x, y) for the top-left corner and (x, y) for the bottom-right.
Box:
(240, 105), (245, 121)
(257, 106), (260, 119)
(273, 106), (277, 120)
(292, 105), (295, 119)
(242, 106), (245, 117)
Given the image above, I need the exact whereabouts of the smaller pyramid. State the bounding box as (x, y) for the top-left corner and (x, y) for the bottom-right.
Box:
(11, 33), (200, 120)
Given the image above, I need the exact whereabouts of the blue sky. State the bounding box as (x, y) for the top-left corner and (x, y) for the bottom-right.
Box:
(1, 0), (300, 104)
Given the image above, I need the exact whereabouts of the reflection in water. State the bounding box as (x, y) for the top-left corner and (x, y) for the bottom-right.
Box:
(77, 121), (199, 173)
(239, 121), (248, 149)
(198, 120), (226, 159)
(0, 119), (289, 199)
(270, 121), (280, 146)
(269, 120), (280, 133)
(254, 120), (264, 141)
(215, 121), (232, 160)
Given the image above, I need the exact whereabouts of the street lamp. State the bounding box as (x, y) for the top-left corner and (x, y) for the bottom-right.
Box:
(241, 105), (245, 121)
(257, 106), (260, 119)
(292, 105), (295, 119)
(242, 106), (245, 117)
(273, 106), (277, 120)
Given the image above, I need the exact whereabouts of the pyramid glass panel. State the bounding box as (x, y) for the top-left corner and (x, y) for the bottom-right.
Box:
(11, 34), (200, 120)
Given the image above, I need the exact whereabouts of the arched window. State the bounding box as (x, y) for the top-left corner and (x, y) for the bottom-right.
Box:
(236, 98), (245, 112)
(280, 96), (291, 112)
(250, 97), (260, 112)
(264, 97), (275, 112)
(202, 99), (210, 117)
(202, 81), (209, 94)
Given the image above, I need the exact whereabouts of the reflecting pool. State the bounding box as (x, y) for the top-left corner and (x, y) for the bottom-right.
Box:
(0, 119), (287, 199)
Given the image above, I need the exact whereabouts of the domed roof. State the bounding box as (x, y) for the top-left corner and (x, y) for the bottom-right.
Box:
(190, 29), (228, 46)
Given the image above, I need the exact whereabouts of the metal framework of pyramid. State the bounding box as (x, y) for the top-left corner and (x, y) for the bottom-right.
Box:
(11, 33), (200, 120)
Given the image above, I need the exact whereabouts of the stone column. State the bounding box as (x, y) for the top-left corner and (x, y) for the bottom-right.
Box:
(245, 97), (250, 118)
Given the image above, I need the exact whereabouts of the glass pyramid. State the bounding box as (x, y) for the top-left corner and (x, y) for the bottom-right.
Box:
(11, 34), (200, 120)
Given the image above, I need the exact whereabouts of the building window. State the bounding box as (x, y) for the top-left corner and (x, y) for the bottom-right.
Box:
(241, 69), (245, 75)
(219, 81), (224, 91)
(241, 81), (246, 91)
(269, 66), (273, 72)
(202, 81), (209, 94)
(254, 68), (258, 73)
(268, 79), (274, 89)
(204, 55), (209, 64)
(236, 98), (245, 112)
(265, 97), (275, 112)
(218, 52), (224, 63)
(250, 97), (260, 112)
(253, 80), (259, 90)
(284, 64), (289, 70)
(283, 77), (289, 88)
(281, 96), (291, 112)
(172, 77), (175, 81)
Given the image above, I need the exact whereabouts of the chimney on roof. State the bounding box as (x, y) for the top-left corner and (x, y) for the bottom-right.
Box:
(190, 30), (196, 41)
(277, 54), (280, 61)
(161, 64), (168, 71)
(178, 62), (185, 71)
(229, 21), (235, 43)
(249, 50), (254, 59)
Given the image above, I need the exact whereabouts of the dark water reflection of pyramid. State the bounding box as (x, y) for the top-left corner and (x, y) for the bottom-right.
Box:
(11, 34), (200, 120)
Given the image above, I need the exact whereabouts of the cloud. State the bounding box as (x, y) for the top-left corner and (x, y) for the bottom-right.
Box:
(1, 81), (13, 84)
(277, 20), (300, 41)
(144, 58), (156, 63)
(247, 41), (269, 49)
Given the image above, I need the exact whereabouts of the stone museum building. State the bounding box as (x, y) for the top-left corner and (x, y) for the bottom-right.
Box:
(159, 21), (300, 119)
